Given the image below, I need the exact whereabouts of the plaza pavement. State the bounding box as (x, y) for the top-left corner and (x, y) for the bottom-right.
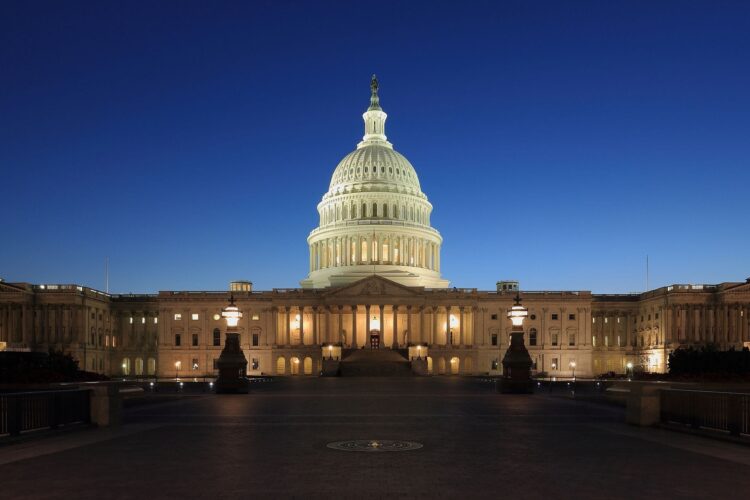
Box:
(1, 377), (749, 499)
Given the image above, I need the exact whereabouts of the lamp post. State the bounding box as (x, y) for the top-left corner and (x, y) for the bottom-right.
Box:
(626, 361), (633, 381)
(499, 293), (534, 394)
(174, 360), (181, 380)
(215, 295), (249, 394)
(570, 361), (576, 382)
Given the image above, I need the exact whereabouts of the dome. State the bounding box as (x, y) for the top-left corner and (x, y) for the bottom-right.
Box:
(327, 144), (422, 196)
(301, 75), (449, 290)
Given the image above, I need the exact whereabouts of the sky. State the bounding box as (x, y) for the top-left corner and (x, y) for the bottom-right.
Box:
(1, 0), (749, 294)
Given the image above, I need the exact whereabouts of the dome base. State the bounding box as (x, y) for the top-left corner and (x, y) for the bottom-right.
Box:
(301, 265), (449, 289)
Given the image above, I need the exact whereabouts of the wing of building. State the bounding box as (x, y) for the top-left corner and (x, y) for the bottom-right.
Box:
(2, 78), (749, 378)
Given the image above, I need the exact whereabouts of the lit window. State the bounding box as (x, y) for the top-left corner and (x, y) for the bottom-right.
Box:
(604, 317), (608, 323)
(191, 313), (199, 321)
(593, 336), (597, 347)
(192, 358), (199, 370)
(252, 314), (260, 321)
(174, 313), (182, 321)
(113, 337), (117, 347)
(154, 317), (158, 324)
(129, 317), (133, 324)
(141, 317), (146, 324)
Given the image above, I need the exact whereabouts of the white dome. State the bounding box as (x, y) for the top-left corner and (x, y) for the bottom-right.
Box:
(301, 76), (449, 289)
(327, 144), (422, 196)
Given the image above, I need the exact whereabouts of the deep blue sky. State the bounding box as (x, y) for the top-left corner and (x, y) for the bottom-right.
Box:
(1, 1), (748, 294)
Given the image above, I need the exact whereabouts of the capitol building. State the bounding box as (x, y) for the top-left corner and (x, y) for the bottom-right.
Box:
(1, 78), (749, 379)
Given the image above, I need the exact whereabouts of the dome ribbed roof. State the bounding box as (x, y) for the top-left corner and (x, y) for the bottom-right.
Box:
(328, 144), (421, 193)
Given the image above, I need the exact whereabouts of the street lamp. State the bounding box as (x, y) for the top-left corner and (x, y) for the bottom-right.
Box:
(174, 360), (181, 380)
(570, 361), (577, 382)
(417, 345), (422, 359)
(215, 294), (249, 394)
(626, 361), (634, 381)
(499, 293), (533, 394)
(328, 344), (334, 360)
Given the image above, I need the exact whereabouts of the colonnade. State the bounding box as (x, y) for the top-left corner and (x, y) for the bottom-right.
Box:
(309, 234), (440, 272)
(273, 304), (473, 348)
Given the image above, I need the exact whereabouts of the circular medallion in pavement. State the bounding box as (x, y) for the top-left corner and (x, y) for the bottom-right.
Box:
(326, 440), (423, 452)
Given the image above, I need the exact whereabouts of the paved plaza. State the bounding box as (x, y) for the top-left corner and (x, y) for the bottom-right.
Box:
(2, 378), (750, 499)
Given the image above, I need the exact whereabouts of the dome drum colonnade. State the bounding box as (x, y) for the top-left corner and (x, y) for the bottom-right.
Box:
(301, 76), (448, 289)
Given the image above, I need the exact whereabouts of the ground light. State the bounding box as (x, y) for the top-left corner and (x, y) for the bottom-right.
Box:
(215, 294), (250, 394)
(498, 293), (533, 394)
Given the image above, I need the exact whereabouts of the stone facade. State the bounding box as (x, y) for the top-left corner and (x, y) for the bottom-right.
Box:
(2, 276), (749, 378)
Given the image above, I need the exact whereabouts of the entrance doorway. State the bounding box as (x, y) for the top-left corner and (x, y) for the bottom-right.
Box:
(370, 330), (380, 349)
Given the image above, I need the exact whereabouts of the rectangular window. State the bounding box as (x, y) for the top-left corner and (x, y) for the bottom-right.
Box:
(192, 358), (199, 370)
(251, 358), (259, 370)
(605, 336), (609, 347)
(491, 334), (498, 346)
(252, 314), (260, 321)
(192, 333), (199, 346)
(552, 357), (559, 370)
(113, 336), (117, 348)
(569, 333), (576, 346)
(551, 333), (559, 346)
(592, 336), (597, 347)
(252, 333), (259, 346)
(568, 314), (575, 321)
(174, 313), (182, 321)
(213, 329), (221, 346)
(491, 359), (499, 370)
(529, 330), (537, 346)
(175, 333), (181, 346)
(213, 358), (218, 370)
(617, 335), (621, 347)
(491, 314), (498, 320)
(551, 314), (559, 320)
(191, 313), (199, 321)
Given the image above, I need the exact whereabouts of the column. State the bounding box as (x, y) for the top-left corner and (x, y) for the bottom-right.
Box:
(378, 304), (385, 346)
(392, 305), (399, 349)
(351, 305), (358, 348)
(325, 306), (332, 344)
(432, 306), (438, 346)
(337, 306), (343, 344)
(419, 306), (426, 344)
(406, 306), (412, 346)
(445, 306), (452, 346)
(365, 305), (371, 348)
(299, 306), (305, 345)
(285, 307), (291, 346)
(459, 306), (465, 347)
(312, 307), (318, 345)
(269, 307), (277, 346)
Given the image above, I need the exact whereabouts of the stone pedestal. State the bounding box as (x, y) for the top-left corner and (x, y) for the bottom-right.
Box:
(90, 384), (121, 427)
(215, 331), (249, 394)
(498, 329), (533, 394)
(626, 383), (663, 426)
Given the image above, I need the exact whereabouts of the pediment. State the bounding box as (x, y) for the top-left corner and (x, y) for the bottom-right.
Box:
(323, 275), (423, 299)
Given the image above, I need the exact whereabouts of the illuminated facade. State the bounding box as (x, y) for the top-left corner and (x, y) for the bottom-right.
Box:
(1, 79), (749, 378)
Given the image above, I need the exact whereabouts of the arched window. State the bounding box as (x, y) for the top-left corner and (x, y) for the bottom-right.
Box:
(303, 357), (313, 375)
(122, 358), (131, 376)
(147, 358), (156, 376)
(362, 203), (367, 218)
(343, 205), (348, 220)
(135, 358), (144, 376)
(372, 203), (377, 217)
(383, 204), (388, 218)
(352, 204), (357, 218)
(276, 357), (286, 375)
(393, 204), (398, 218)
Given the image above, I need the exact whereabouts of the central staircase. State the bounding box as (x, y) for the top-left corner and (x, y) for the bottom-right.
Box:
(339, 349), (412, 377)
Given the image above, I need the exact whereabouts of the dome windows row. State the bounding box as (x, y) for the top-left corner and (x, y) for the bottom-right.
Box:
(320, 201), (430, 226)
(334, 164), (414, 184)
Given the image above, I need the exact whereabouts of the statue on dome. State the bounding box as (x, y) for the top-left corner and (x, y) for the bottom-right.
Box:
(370, 74), (379, 95)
